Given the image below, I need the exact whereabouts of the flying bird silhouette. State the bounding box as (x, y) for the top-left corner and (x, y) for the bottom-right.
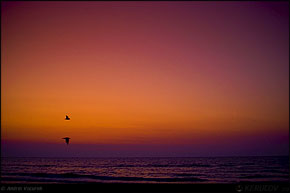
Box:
(65, 115), (70, 120)
(62, 137), (71, 145)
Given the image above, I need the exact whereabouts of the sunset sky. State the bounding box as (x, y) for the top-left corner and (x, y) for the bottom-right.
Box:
(1, 1), (289, 157)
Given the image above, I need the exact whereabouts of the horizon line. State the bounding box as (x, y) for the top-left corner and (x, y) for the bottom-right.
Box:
(2, 155), (289, 159)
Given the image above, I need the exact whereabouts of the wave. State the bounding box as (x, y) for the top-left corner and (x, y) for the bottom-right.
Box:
(114, 163), (211, 168)
(173, 173), (203, 177)
(239, 174), (289, 179)
(3, 172), (208, 182)
(260, 169), (289, 174)
(2, 164), (56, 167)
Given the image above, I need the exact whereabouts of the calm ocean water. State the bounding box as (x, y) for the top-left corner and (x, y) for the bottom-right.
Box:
(1, 156), (289, 184)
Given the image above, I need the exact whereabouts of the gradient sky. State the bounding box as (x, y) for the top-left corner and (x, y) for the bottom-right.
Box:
(1, 1), (289, 157)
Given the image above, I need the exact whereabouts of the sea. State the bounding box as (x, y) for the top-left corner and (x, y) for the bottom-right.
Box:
(1, 156), (289, 184)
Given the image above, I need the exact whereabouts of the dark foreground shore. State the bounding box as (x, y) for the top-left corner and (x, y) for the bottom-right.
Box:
(1, 182), (290, 193)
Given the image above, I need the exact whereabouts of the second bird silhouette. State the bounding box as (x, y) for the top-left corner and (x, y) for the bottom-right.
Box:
(65, 115), (70, 120)
(62, 137), (71, 145)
